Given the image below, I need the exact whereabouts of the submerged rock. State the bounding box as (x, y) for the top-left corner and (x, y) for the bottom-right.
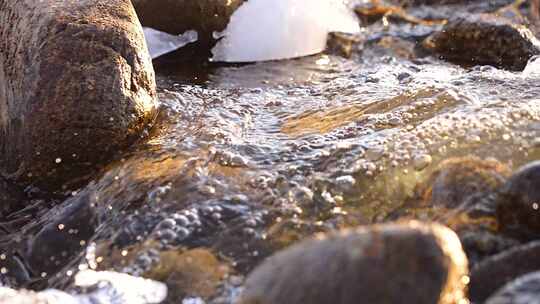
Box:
(469, 241), (540, 303)
(0, 177), (24, 216)
(421, 14), (540, 70)
(414, 157), (510, 209)
(497, 161), (540, 240)
(25, 194), (98, 277)
(144, 249), (230, 302)
(486, 271), (540, 304)
(0, 0), (158, 191)
(326, 32), (363, 58)
(237, 221), (468, 304)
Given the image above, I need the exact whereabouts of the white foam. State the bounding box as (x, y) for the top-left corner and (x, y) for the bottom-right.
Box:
(0, 270), (167, 304)
(211, 0), (360, 62)
(143, 27), (198, 59)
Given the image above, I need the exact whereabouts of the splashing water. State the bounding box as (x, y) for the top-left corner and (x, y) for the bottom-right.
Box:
(143, 27), (198, 59)
(211, 0), (360, 62)
(0, 270), (167, 304)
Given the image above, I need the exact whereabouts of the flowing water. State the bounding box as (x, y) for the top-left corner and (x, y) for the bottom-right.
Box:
(3, 2), (540, 303)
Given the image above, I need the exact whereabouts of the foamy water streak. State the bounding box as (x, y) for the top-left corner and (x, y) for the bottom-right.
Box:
(212, 0), (360, 62)
(143, 27), (198, 59)
(0, 270), (167, 304)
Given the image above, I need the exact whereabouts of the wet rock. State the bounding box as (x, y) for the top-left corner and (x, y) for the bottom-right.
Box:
(237, 221), (468, 304)
(497, 161), (540, 240)
(24, 194), (98, 277)
(486, 271), (540, 304)
(0, 0), (158, 191)
(459, 229), (519, 266)
(0, 177), (24, 216)
(131, 0), (245, 57)
(469, 241), (540, 303)
(326, 32), (363, 58)
(414, 157), (510, 209)
(421, 14), (540, 70)
(144, 249), (230, 302)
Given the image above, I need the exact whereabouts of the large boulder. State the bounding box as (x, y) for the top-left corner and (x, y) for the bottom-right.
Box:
(0, 0), (158, 191)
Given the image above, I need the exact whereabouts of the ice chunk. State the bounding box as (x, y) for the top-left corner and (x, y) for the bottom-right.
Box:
(143, 27), (198, 59)
(523, 55), (540, 78)
(211, 0), (360, 62)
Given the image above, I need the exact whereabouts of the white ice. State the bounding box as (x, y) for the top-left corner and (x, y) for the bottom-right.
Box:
(522, 55), (540, 78)
(143, 27), (198, 59)
(211, 0), (360, 62)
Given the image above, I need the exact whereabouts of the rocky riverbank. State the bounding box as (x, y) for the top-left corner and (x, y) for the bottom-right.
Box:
(2, 0), (540, 303)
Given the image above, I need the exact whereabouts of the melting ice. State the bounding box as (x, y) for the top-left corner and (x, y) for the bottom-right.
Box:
(211, 0), (360, 62)
(143, 0), (360, 61)
(143, 27), (198, 59)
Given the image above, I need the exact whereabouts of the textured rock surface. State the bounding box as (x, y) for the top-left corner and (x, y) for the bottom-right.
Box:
(237, 221), (468, 304)
(0, 0), (158, 190)
(422, 14), (540, 70)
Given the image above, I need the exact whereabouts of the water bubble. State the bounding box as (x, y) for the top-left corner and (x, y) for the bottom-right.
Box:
(156, 229), (177, 243)
(413, 154), (432, 171)
(173, 214), (190, 227)
(177, 227), (191, 241)
(156, 218), (177, 230)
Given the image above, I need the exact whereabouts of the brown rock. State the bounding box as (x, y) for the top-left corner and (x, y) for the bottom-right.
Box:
(145, 249), (230, 301)
(415, 156), (510, 209)
(326, 32), (363, 59)
(237, 221), (468, 304)
(422, 14), (540, 70)
(0, 0), (158, 190)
